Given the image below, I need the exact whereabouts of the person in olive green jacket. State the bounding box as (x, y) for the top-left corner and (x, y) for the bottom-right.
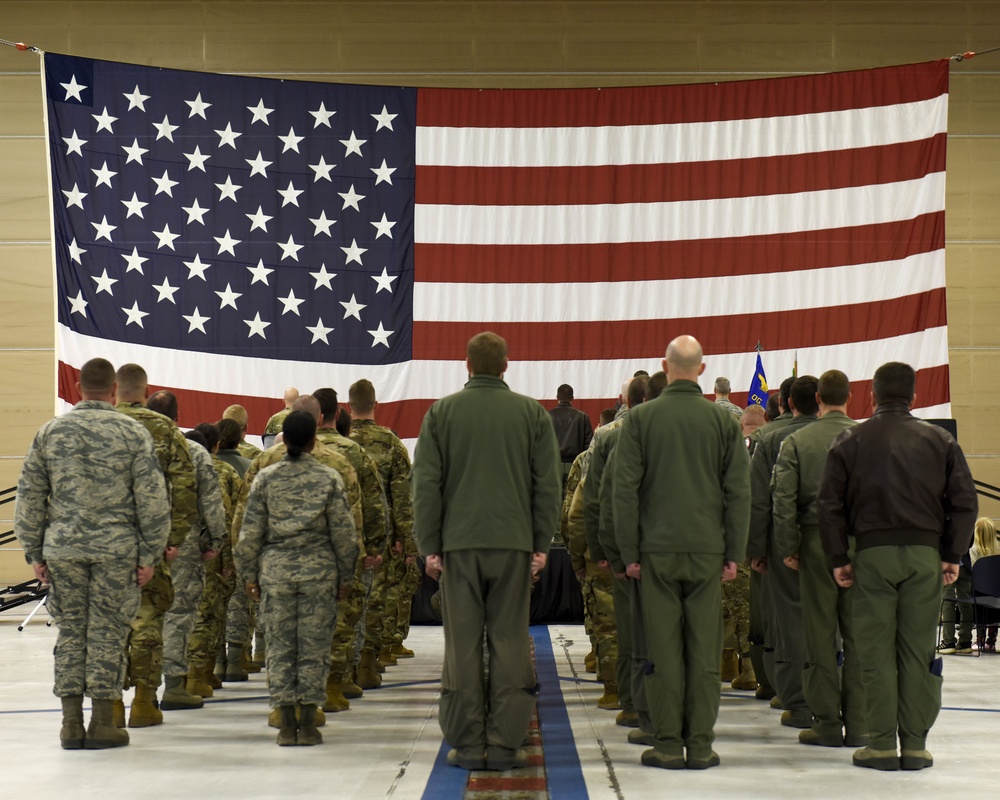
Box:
(413, 331), (562, 773)
(613, 335), (750, 771)
(772, 369), (861, 748)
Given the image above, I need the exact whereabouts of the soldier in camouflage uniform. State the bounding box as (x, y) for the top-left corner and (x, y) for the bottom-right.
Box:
(236, 411), (359, 746)
(222, 404), (262, 461)
(262, 387), (299, 446)
(722, 562), (753, 686)
(187, 423), (242, 698)
(156, 404), (228, 712)
(15, 358), (171, 749)
(115, 364), (199, 729)
(232, 395), (364, 725)
(313, 388), (388, 695)
(560, 453), (598, 669)
(348, 379), (419, 663)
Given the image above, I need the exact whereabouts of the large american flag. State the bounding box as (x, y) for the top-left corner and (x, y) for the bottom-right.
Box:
(45, 53), (950, 447)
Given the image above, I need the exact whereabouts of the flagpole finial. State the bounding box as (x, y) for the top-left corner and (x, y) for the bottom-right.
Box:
(755, 340), (763, 352)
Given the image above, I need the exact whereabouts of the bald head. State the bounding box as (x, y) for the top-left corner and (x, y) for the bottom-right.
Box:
(292, 394), (321, 424)
(663, 335), (705, 383)
(283, 387), (300, 409)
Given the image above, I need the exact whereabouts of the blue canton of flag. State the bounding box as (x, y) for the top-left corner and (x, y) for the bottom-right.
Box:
(747, 353), (768, 408)
(45, 52), (416, 366)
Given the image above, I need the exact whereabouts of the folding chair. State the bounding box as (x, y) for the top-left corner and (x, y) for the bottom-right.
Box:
(954, 555), (1000, 653)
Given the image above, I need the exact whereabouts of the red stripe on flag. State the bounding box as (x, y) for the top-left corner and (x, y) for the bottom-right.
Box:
(412, 289), (947, 361)
(417, 61), (948, 128)
(414, 213), (944, 284)
(58, 361), (435, 441)
(416, 135), (946, 206)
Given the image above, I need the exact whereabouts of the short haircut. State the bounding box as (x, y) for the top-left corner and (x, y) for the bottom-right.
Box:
(312, 387), (339, 423)
(79, 358), (115, 393)
(765, 393), (780, 421)
(779, 377), (795, 411)
(467, 331), (507, 376)
(645, 371), (667, 401)
(216, 418), (243, 450)
(116, 363), (148, 397)
(742, 404), (766, 430)
(349, 379), (376, 413)
(818, 369), (850, 406)
(599, 408), (616, 426)
(873, 361), (916, 405)
(195, 422), (221, 451)
(283, 410), (317, 459)
(184, 429), (208, 449)
(556, 384), (574, 402)
(147, 390), (178, 421)
(789, 376), (819, 416)
(627, 375), (649, 407)
(714, 377), (731, 395)
(292, 394), (321, 423)
(222, 404), (248, 429)
(336, 405), (352, 437)
(633, 370), (649, 378)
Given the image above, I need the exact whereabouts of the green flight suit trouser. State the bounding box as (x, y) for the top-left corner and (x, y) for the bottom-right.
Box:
(641, 552), (723, 759)
(611, 576), (634, 714)
(799, 527), (865, 738)
(749, 567), (774, 692)
(853, 545), (944, 751)
(767, 538), (807, 712)
(627, 577), (654, 733)
(439, 549), (536, 751)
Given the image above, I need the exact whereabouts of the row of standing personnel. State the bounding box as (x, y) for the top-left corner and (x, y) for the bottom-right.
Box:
(562, 338), (977, 771)
(14, 358), (419, 749)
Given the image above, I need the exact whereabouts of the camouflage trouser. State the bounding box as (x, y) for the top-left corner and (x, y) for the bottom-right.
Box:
(394, 559), (421, 643)
(363, 561), (388, 655)
(162, 537), (205, 678)
(225, 580), (250, 645)
(127, 562), (174, 689)
(261, 578), (337, 708)
(352, 568), (376, 664)
(330, 567), (368, 681)
(584, 563), (617, 682)
(48, 557), (141, 699)
(188, 559), (234, 670)
(722, 561), (752, 655)
(581, 569), (596, 647)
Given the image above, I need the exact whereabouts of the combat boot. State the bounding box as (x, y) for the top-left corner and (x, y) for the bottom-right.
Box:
(378, 646), (398, 668)
(597, 681), (620, 710)
(87, 699), (130, 749)
(297, 704), (323, 746)
(128, 684), (163, 727)
(269, 705), (327, 728)
(242, 641), (261, 674)
(112, 698), (126, 728)
(205, 663), (223, 690)
(161, 675), (204, 710)
(357, 650), (382, 690)
(59, 695), (85, 750)
(323, 674), (350, 712)
(584, 650), (598, 673)
(391, 643), (414, 659)
(341, 669), (364, 699)
(186, 664), (214, 698)
(225, 643), (249, 682)
(275, 705), (297, 746)
(731, 656), (758, 690)
(720, 648), (740, 682)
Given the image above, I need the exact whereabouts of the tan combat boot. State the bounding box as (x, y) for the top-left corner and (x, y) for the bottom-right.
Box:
(186, 664), (214, 698)
(597, 681), (621, 710)
(275, 705), (297, 746)
(87, 699), (131, 748)
(160, 675), (204, 710)
(720, 648), (740, 682)
(269, 705), (327, 728)
(128, 684), (163, 727)
(60, 695), (85, 750)
(323, 673), (350, 712)
(357, 650), (382, 690)
(731, 656), (758, 691)
(378, 646), (398, 668)
(584, 650), (598, 673)
(391, 642), (415, 659)
(297, 704), (322, 746)
(112, 698), (126, 728)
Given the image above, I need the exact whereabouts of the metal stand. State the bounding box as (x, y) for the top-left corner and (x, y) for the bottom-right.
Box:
(18, 593), (48, 631)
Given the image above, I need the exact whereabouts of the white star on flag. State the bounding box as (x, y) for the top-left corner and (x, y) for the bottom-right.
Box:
(68, 238), (86, 264)
(93, 162), (117, 188)
(63, 130), (87, 156)
(341, 238), (367, 265)
(184, 254), (211, 281)
(341, 131), (366, 157)
(122, 301), (149, 327)
(214, 229), (241, 256)
(367, 322), (393, 348)
(307, 317), (334, 344)
(247, 99), (274, 125)
(309, 156), (336, 182)
(246, 206), (273, 232)
(91, 216), (116, 242)
(182, 198), (209, 225)
(68, 291), (88, 317)
(92, 107), (118, 133)
(244, 312), (270, 338)
(122, 247), (148, 273)
(278, 289), (305, 315)
(60, 75), (87, 102)
(371, 159), (396, 185)
(311, 264), (337, 290)
(183, 307), (210, 334)
(338, 184), (365, 211)
(215, 122), (241, 148)
(247, 259), (274, 285)
(340, 293), (366, 320)
(153, 115), (178, 141)
(153, 277), (180, 304)
(278, 127), (303, 153)
(184, 146), (210, 172)
(185, 92), (212, 119)
(310, 210), (336, 236)
(152, 170), (179, 196)
(277, 181), (304, 207)
(246, 151), (272, 178)
(309, 102), (336, 128)
(372, 267), (398, 293)
(123, 85), (150, 111)
(154, 223), (181, 250)
(122, 138), (149, 164)
(121, 192), (147, 218)
(216, 176), (241, 202)
(92, 268), (118, 295)
(277, 236), (304, 262)
(371, 105), (397, 131)
(371, 213), (396, 239)
(216, 283), (242, 309)
(63, 183), (88, 209)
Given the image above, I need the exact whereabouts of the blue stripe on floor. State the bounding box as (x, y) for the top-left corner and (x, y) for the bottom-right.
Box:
(531, 624), (588, 800)
(422, 739), (468, 798)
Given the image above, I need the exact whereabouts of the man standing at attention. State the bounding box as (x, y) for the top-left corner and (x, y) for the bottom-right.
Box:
(818, 361), (977, 771)
(713, 376), (743, 419)
(613, 335), (750, 770)
(15, 358), (170, 749)
(549, 383), (594, 490)
(413, 332), (562, 771)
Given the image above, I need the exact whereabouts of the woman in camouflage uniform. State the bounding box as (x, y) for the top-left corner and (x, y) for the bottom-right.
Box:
(236, 411), (358, 746)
